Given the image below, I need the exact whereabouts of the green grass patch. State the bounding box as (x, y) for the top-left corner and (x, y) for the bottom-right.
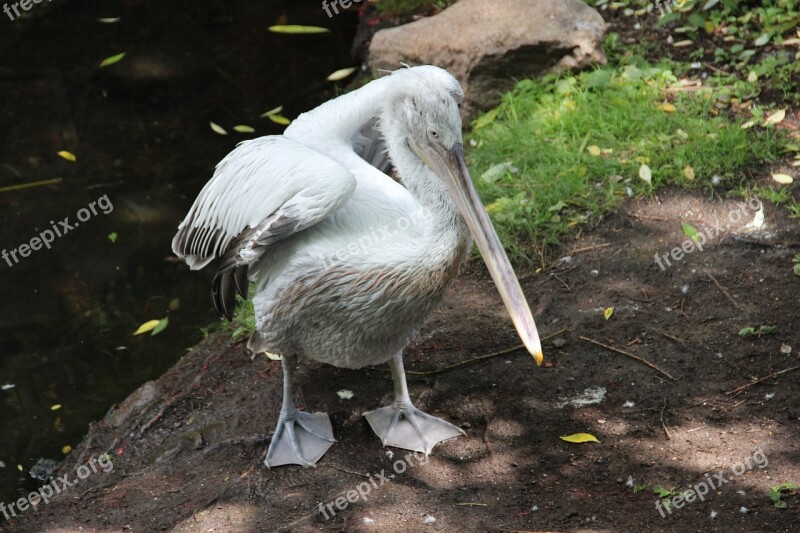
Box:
(467, 60), (784, 262)
(372, 0), (454, 14)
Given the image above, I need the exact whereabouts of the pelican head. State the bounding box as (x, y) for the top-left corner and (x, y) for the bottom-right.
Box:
(381, 67), (544, 364)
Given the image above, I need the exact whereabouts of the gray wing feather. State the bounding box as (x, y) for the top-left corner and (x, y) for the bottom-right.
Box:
(172, 135), (357, 319)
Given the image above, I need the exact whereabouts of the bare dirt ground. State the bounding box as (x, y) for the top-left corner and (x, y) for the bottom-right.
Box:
(5, 188), (799, 533)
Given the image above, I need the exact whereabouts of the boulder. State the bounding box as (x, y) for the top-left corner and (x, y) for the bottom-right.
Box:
(368, 0), (608, 119)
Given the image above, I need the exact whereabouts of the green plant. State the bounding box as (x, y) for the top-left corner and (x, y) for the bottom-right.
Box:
(769, 482), (798, 508)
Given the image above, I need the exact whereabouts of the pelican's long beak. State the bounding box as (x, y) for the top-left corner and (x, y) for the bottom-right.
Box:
(411, 140), (544, 364)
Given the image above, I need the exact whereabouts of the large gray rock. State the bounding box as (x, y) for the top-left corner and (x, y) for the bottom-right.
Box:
(368, 0), (607, 118)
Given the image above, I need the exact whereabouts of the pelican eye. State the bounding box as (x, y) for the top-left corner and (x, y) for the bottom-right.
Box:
(428, 128), (439, 139)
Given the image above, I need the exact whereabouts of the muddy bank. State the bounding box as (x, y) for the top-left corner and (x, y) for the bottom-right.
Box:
(6, 190), (800, 532)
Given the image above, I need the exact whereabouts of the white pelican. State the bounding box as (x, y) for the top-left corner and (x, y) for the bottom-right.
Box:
(172, 66), (543, 467)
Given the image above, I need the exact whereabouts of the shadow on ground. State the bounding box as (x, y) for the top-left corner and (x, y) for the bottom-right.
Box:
(7, 188), (800, 532)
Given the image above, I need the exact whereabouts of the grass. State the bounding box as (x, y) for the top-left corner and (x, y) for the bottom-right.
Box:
(372, 0), (455, 14)
(466, 58), (785, 262)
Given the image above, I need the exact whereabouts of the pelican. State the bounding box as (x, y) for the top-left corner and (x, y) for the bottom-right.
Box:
(172, 66), (543, 467)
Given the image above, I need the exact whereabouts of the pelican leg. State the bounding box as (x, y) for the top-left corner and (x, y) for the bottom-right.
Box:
(364, 352), (465, 454)
(265, 354), (335, 468)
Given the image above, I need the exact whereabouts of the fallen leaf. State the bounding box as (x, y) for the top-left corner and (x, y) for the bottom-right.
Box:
(169, 298), (180, 311)
(62, 445), (72, 454)
(747, 71), (758, 82)
(268, 25), (330, 34)
(133, 319), (161, 335)
(657, 102), (677, 113)
(209, 121), (228, 135)
(587, 145), (602, 156)
(772, 173), (793, 184)
(264, 352), (282, 361)
(683, 165), (695, 180)
(560, 433), (600, 444)
(326, 67), (357, 82)
(267, 114), (291, 126)
(603, 307), (614, 320)
(639, 164), (652, 186)
(57, 151), (76, 162)
(754, 33), (772, 47)
(233, 125), (255, 133)
(108, 232), (118, 243)
(99, 52), (126, 67)
(51, 404), (62, 411)
(764, 109), (786, 126)
(150, 317), (169, 336)
(682, 222), (702, 243)
(260, 106), (283, 118)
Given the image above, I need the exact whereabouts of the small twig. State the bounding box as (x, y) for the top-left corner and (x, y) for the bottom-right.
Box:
(686, 426), (707, 433)
(579, 336), (676, 381)
(325, 464), (370, 478)
(707, 272), (744, 312)
(551, 273), (571, 291)
(456, 502), (488, 507)
(0, 177), (63, 193)
(652, 328), (688, 348)
(568, 242), (611, 255)
(202, 434), (269, 456)
(725, 365), (800, 397)
(624, 211), (670, 222)
(660, 399), (672, 440)
(405, 329), (568, 376)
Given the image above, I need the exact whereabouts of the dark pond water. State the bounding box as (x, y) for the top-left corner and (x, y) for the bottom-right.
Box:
(0, 0), (359, 507)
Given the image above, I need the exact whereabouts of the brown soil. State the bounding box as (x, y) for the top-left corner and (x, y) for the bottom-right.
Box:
(6, 189), (800, 533)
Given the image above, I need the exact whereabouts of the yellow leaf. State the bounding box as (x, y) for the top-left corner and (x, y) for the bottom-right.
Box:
(683, 165), (695, 180)
(99, 52), (126, 67)
(57, 150), (76, 162)
(209, 121), (228, 135)
(326, 67), (357, 82)
(264, 351), (283, 361)
(260, 106), (283, 118)
(639, 163), (652, 186)
(169, 298), (181, 311)
(233, 125), (255, 133)
(267, 114), (291, 126)
(772, 173), (793, 184)
(560, 433), (600, 444)
(587, 145), (602, 156)
(51, 404), (62, 411)
(62, 445), (72, 454)
(133, 319), (161, 335)
(268, 25), (330, 34)
(764, 109), (786, 126)
(747, 71), (758, 82)
(604, 307), (614, 320)
(657, 102), (677, 113)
